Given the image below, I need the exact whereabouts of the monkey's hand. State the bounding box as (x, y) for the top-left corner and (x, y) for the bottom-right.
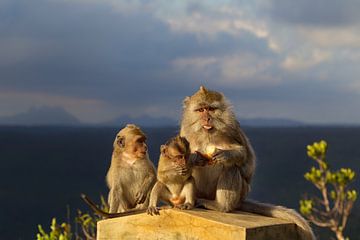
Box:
(174, 164), (190, 176)
(135, 191), (147, 204)
(147, 206), (160, 215)
(190, 152), (208, 167)
(212, 149), (232, 165)
(176, 202), (193, 210)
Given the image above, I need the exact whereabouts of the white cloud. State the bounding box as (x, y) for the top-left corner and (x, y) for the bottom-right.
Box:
(172, 54), (280, 86)
(155, 2), (273, 50)
(172, 56), (217, 70)
(281, 49), (332, 71)
(1, 0), (360, 124)
(219, 54), (279, 85)
(298, 26), (360, 48)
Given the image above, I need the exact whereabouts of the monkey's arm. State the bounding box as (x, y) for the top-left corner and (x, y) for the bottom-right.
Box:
(158, 162), (190, 177)
(108, 186), (128, 213)
(189, 152), (209, 167)
(211, 145), (247, 167)
(136, 170), (156, 204)
(147, 181), (171, 215)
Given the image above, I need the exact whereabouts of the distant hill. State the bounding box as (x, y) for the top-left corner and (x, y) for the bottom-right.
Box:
(0, 106), (80, 126)
(104, 116), (305, 127)
(239, 118), (305, 127)
(0, 106), (305, 127)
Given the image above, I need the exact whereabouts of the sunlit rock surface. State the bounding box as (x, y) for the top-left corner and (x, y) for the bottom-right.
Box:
(97, 208), (299, 240)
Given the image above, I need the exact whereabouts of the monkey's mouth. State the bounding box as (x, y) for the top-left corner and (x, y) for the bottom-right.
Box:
(202, 125), (213, 130)
(136, 151), (147, 157)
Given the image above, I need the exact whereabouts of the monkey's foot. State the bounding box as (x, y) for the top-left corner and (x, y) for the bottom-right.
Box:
(196, 198), (233, 212)
(147, 206), (160, 216)
(175, 203), (194, 210)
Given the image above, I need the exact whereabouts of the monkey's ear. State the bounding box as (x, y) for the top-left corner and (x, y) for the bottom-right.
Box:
(117, 136), (125, 148)
(160, 145), (167, 154)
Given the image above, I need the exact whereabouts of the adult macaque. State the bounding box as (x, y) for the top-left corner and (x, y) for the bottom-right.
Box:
(180, 86), (255, 212)
(106, 124), (156, 213)
(180, 86), (315, 240)
(147, 136), (195, 215)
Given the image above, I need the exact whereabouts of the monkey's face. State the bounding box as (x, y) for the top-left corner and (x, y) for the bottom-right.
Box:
(123, 134), (148, 159)
(194, 105), (217, 131)
(114, 124), (148, 159)
(162, 136), (190, 167)
(182, 86), (228, 133)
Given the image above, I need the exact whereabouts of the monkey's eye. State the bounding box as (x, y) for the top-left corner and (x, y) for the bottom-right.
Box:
(197, 108), (204, 112)
(136, 137), (146, 143)
(208, 107), (215, 111)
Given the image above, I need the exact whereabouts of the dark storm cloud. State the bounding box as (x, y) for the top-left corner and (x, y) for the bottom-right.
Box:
(0, 0), (274, 107)
(264, 0), (360, 26)
(1, 0), (359, 124)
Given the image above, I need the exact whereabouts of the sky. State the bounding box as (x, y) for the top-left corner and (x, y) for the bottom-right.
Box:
(0, 0), (359, 124)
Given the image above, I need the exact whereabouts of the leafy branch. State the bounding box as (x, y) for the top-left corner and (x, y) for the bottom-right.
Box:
(300, 140), (357, 240)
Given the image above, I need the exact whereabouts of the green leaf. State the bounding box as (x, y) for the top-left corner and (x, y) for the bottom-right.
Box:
(299, 199), (313, 215)
(347, 190), (357, 201)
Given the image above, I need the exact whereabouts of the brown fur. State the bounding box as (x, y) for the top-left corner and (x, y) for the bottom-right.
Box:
(147, 136), (195, 215)
(180, 86), (315, 240)
(106, 124), (156, 213)
(180, 86), (255, 211)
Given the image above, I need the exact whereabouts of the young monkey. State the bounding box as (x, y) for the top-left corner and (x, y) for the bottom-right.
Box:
(81, 124), (156, 218)
(107, 124), (156, 213)
(147, 136), (195, 215)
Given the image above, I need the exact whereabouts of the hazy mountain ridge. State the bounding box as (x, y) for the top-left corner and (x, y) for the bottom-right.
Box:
(0, 106), (80, 126)
(0, 106), (311, 127)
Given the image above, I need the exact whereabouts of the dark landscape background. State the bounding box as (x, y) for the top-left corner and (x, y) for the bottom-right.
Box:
(0, 125), (359, 240)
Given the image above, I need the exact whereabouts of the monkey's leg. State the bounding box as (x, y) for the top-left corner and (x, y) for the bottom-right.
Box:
(108, 187), (129, 213)
(137, 173), (156, 205)
(178, 177), (195, 210)
(197, 167), (242, 212)
(108, 188), (119, 213)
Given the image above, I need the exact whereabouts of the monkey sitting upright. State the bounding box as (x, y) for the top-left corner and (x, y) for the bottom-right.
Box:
(81, 124), (159, 218)
(180, 86), (315, 240)
(106, 124), (156, 213)
(147, 136), (195, 215)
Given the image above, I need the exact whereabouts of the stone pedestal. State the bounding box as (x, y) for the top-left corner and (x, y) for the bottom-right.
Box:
(97, 208), (299, 240)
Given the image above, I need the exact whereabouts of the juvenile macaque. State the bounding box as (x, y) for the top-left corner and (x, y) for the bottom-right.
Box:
(106, 124), (156, 213)
(180, 86), (315, 240)
(147, 136), (195, 215)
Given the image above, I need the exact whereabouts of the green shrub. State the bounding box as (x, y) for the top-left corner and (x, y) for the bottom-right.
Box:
(300, 140), (357, 240)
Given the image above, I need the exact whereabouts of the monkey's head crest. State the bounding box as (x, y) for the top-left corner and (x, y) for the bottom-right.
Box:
(199, 85), (208, 93)
(183, 86), (224, 108)
(117, 124), (146, 140)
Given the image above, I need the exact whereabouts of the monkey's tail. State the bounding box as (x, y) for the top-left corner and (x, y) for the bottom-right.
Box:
(239, 199), (316, 240)
(80, 194), (145, 219)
